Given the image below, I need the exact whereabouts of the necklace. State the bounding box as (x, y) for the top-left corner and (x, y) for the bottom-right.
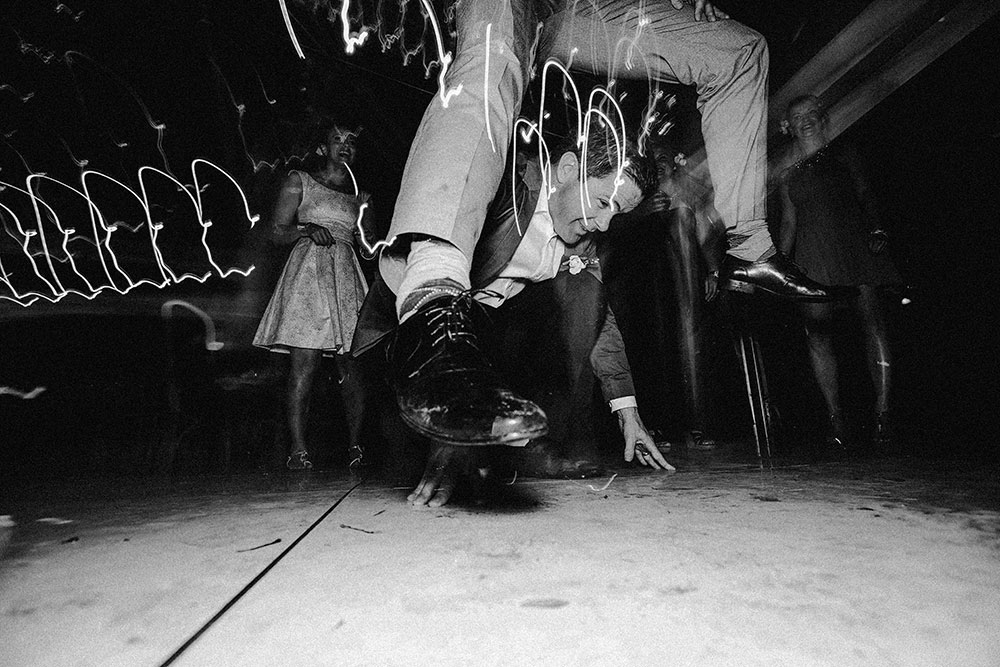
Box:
(790, 142), (830, 171)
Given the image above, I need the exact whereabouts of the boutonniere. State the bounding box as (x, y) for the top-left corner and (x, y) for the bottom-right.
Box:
(564, 254), (599, 275)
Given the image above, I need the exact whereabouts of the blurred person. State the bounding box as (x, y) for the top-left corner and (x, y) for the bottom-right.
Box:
(777, 95), (903, 452)
(621, 138), (725, 451)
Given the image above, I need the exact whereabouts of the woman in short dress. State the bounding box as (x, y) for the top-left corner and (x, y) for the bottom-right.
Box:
(778, 95), (902, 452)
(254, 120), (373, 470)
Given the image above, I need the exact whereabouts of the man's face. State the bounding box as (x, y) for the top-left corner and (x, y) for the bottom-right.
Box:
(548, 153), (644, 244)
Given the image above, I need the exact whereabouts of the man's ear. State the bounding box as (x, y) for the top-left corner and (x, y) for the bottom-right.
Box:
(554, 151), (580, 186)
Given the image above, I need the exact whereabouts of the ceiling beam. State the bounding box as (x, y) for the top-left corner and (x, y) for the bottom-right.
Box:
(824, 0), (1000, 141)
(769, 0), (937, 136)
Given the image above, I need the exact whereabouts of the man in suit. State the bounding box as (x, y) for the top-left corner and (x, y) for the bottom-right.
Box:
(355, 126), (670, 506)
(370, 0), (837, 468)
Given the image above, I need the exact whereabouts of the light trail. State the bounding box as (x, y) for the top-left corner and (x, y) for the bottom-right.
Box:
(339, 0), (370, 54)
(535, 60), (629, 234)
(342, 162), (396, 259)
(278, 0), (306, 59)
(0, 160), (257, 307)
(484, 23), (496, 153)
(416, 0), (462, 107)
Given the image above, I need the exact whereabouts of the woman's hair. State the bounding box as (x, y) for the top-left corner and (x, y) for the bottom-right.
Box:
(648, 137), (684, 178)
(552, 123), (659, 199)
(785, 94), (822, 116)
(306, 116), (360, 151)
(647, 136), (713, 210)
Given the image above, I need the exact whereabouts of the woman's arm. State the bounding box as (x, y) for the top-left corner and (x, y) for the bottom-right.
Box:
(269, 172), (305, 245)
(841, 144), (888, 253)
(269, 172), (334, 246)
(778, 176), (798, 256)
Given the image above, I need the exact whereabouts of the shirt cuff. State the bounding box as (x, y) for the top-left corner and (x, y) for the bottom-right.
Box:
(608, 396), (637, 412)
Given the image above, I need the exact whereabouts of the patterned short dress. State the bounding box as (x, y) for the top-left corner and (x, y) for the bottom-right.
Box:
(782, 142), (901, 287)
(254, 171), (370, 355)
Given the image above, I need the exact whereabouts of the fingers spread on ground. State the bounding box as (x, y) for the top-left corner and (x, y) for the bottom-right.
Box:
(428, 479), (456, 508)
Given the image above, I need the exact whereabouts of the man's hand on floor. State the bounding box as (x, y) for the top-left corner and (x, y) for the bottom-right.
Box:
(618, 407), (675, 471)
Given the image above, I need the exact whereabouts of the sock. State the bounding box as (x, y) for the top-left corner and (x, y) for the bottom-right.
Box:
(726, 223), (775, 262)
(396, 238), (471, 321)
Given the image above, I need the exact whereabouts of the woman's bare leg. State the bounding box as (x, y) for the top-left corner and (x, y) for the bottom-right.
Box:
(287, 347), (322, 458)
(857, 285), (892, 414)
(335, 353), (368, 468)
(857, 285), (894, 447)
(802, 302), (840, 416)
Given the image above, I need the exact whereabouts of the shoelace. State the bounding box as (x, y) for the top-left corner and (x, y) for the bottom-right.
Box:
(424, 288), (504, 349)
(402, 288), (504, 378)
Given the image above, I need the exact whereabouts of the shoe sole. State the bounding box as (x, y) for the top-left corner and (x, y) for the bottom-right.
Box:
(721, 278), (837, 302)
(401, 412), (548, 447)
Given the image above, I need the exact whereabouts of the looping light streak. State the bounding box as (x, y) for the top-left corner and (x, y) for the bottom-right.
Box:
(534, 60), (629, 234)
(510, 118), (552, 238)
(484, 23), (496, 153)
(161, 299), (224, 351)
(342, 162), (396, 260)
(0, 385), (47, 399)
(0, 84), (35, 102)
(0, 160), (257, 307)
(278, 0), (306, 59)
(339, 0), (370, 54)
(280, 1), (461, 106)
(417, 0), (463, 107)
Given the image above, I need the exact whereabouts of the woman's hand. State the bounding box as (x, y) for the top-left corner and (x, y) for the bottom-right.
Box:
(869, 229), (888, 255)
(704, 271), (719, 302)
(304, 223), (335, 246)
(632, 191), (671, 218)
(670, 0), (729, 21)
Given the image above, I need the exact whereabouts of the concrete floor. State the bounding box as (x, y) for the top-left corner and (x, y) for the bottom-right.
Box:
(2, 455), (999, 667)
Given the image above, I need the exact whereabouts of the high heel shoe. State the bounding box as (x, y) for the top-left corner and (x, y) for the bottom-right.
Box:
(347, 444), (369, 471)
(825, 410), (850, 454)
(286, 450), (313, 470)
(874, 410), (897, 453)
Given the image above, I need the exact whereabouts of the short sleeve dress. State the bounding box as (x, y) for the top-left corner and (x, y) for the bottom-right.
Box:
(253, 171), (370, 355)
(781, 142), (901, 287)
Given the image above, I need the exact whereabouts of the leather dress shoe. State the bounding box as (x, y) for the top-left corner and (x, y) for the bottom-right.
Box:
(390, 291), (548, 446)
(722, 253), (852, 301)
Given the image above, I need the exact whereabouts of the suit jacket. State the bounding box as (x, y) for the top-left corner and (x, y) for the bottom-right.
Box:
(352, 157), (636, 402)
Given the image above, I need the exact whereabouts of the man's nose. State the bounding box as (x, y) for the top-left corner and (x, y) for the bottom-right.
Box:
(594, 211), (613, 232)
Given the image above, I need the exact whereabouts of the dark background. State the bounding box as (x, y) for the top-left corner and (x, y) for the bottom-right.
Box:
(1, 1), (997, 481)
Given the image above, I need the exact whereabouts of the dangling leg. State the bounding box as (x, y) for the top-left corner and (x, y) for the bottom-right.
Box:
(542, 1), (835, 300)
(286, 347), (322, 469)
(801, 302), (847, 449)
(336, 352), (368, 470)
(857, 285), (894, 448)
